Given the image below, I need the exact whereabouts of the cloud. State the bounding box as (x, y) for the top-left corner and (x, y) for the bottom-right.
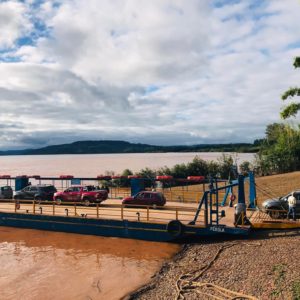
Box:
(0, 1), (32, 49)
(0, 0), (299, 149)
(22, 0), (211, 85)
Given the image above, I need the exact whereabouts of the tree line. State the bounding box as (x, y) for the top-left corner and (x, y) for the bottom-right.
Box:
(108, 154), (238, 187)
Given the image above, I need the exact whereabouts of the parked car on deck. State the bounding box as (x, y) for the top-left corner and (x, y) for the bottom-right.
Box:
(53, 185), (108, 206)
(0, 186), (13, 199)
(262, 190), (300, 218)
(13, 185), (57, 202)
(122, 191), (166, 207)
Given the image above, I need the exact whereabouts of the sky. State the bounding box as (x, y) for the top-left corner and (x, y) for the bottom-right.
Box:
(0, 0), (300, 150)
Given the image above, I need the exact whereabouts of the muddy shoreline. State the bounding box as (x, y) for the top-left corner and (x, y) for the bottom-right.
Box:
(126, 230), (300, 300)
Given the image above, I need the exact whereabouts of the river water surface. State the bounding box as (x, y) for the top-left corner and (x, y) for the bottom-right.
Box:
(0, 227), (179, 300)
(0, 152), (253, 299)
(0, 152), (254, 177)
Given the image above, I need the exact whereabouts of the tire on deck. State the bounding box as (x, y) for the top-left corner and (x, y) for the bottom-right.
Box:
(167, 220), (184, 238)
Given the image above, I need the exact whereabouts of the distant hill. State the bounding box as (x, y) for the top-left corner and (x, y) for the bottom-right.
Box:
(0, 140), (259, 156)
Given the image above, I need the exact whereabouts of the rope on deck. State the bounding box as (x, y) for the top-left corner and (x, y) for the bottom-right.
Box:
(175, 242), (261, 300)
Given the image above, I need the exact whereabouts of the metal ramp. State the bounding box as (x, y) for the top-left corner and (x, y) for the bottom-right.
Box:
(249, 209), (300, 229)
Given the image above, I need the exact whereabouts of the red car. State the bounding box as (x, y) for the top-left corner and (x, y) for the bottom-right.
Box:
(53, 185), (108, 206)
(122, 191), (166, 207)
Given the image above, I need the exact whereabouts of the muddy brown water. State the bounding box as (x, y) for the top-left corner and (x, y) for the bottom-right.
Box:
(0, 227), (179, 300)
(0, 152), (254, 177)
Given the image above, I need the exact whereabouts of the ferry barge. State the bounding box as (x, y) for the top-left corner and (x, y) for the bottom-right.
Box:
(0, 174), (252, 242)
(0, 173), (300, 242)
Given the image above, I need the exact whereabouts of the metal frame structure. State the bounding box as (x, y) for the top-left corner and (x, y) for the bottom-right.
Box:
(191, 174), (252, 226)
(221, 171), (256, 208)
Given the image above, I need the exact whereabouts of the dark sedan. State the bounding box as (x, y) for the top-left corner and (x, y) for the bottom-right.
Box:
(0, 186), (13, 199)
(13, 185), (57, 202)
(262, 190), (300, 218)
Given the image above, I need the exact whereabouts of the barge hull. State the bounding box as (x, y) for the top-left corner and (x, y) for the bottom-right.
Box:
(0, 212), (249, 242)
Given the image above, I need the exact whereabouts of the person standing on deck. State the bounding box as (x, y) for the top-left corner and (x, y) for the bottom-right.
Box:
(288, 192), (297, 221)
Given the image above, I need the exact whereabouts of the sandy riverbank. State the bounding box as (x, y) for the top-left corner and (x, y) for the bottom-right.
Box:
(128, 231), (300, 300)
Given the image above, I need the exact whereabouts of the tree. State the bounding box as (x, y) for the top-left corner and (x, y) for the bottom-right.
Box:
(217, 154), (236, 179)
(110, 169), (133, 187)
(256, 124), (300, 174)
(171, 163), (189, 178)
(136, 167), (156, 188)
(137, 167), (156, 179)
(265, 123), (285, 144)
(281, 57), (300, 119)
(239, 161), (251, 175)
(186, 156), (209, 176)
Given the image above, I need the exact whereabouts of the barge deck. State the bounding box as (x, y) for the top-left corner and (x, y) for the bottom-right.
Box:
(0, 199), (249, 242)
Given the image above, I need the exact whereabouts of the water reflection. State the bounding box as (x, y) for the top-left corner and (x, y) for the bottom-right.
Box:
(0, 227), (179, 300)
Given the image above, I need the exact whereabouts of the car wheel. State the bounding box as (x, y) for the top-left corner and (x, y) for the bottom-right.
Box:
(56, 198), (62, 205)
(35, 196), (42, 204)
(83, 198), (90, 207)
(268, 208), (281, 219)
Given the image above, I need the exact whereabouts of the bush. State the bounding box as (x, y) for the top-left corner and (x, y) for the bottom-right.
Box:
(255, 124), (300, 174)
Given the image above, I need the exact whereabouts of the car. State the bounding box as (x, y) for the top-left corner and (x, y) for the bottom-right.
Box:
(122, 191), (166, 207)
(53, 185), (108, 206)
(262, 190), (300, 218)
(0, 186), (13, 199)
(13, 185), (57, 202)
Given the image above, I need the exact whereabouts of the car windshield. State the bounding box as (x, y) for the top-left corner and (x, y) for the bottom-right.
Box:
(279, 193), (291, 201)
(41, 186), (57, 192)
(86, 186), (95, 191)
(1, 186), (11, 191)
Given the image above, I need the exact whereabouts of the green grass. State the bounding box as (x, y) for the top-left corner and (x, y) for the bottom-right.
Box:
(271, 264), (287, 298)
(292, 281), (300, 300)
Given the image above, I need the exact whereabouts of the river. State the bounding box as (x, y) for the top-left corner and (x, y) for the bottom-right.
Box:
(0, 227), (179, 300)
(0, 152), (254, 177)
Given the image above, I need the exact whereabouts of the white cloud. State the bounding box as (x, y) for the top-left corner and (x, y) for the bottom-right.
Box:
(0, 1), (32, 49)
(0, 0), (299, 149)
(28, 0), (211, 86)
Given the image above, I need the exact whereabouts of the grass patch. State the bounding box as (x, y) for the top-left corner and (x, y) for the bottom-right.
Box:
(271, 264), (287, 298)
(292, 281), (300, 300)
